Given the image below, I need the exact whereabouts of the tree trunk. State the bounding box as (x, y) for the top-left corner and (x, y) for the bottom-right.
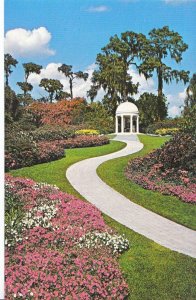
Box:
(70, 78), (73, 99)
(5, 74), (9, 86)
(49, 92), (53, 103)
(157, 66), (163, 98)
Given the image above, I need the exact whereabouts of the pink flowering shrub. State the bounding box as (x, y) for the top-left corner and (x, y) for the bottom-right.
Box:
(5, 139), (65, 171)
(5, 130), (109, 171)
(5, 175), (129, 299)
(125, 133), (196, 203)
(57, 135), (109, 149)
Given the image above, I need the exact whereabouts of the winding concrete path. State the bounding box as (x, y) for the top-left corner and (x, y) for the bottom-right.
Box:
(66, 135), (196, 258)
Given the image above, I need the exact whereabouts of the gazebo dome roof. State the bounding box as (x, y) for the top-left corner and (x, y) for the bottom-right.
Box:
(116, 102), (138, 114)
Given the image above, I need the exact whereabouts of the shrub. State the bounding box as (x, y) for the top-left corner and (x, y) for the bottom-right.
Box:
(125, 132), (196, 203)
(158, 133), (196, 172)
(5, 175), (129, 299)
(5, 130), (38, 170)
(75, 129), (100, 135)
(31, 126), (74, 141)
(155, 127), (179, 136)
(146, 118), (183, 134)
(58, 135), (109, 149)
(5, 128), (65, 171)
(82, 102), (114, 134)
(180, 105), (196, 136)
(27, 98), (86, 127)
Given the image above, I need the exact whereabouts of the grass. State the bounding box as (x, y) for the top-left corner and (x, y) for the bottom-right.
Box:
(10, 140), (126, 197)
(97, 134), (196, 229)
(10, 138), (196, 299)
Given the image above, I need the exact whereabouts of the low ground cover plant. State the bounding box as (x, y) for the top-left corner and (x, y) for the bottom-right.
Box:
(155, 127), (179, 136)
(126, 132), (196, 203)
(5, 175), (129, 299)
(75, 129), (100, 135)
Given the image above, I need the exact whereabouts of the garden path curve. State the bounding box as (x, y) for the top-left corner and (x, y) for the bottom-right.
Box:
(66, 134), (196, 258)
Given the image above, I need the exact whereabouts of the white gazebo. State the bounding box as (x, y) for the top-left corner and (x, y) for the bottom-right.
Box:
(115, 102), (139, 134)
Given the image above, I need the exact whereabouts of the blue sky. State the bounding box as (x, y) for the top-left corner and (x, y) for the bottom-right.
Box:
(4, 0), (196, 116)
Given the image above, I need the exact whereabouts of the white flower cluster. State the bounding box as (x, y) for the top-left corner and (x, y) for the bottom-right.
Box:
(78, 231), (129, 254)
(13, 291), (34, 298)
(33, 182), (59, 190)
(22, 202), (58, 229)
(5, 201), (58, 247)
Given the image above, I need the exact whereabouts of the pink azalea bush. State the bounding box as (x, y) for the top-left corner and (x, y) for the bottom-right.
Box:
(5, 130), (109, 171)
(5, 175), (129, 299)
(57, 135), (109, 149)
(125, 133), (196, 203)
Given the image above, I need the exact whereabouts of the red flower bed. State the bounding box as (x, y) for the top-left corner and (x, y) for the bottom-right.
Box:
(57, 135), (109, 149)
(5, 175), (129, 299)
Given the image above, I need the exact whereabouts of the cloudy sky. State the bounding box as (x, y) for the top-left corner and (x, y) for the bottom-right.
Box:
(4, 0), (196, 117)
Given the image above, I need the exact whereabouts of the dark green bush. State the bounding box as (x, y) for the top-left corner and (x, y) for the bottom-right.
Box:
(30, 125), (74, 141)
(5, 126), (65, 171)
(146, 118), (183, 134)
(159, 133), (196, 173)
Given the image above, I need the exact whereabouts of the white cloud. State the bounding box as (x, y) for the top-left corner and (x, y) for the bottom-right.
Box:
(166, 88), (187, 117)
(87, 5), (109, 12)
(4, 27), (55, 57)
(164, 0), (195, 4)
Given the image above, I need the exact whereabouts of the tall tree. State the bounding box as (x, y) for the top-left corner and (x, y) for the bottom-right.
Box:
(39, 78), (64, 102)
(17, 82), (33, 96)
(17, 62), (42, 101)
(58, 64), (88, 98)
(4, 54), (18, 86)
(22, 62), (42, 82)
(88, 31), (148, 114)
(140, 26), (189, 98)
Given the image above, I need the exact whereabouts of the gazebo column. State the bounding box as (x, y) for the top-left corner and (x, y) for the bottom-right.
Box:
(121, 115), (124, 133)
(115, 116), (118, 133)
(136, 116), (139, 133)
(130, 114), (133, 133)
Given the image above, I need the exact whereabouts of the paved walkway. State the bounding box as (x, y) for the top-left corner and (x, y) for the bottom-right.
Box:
(66, 134), (196, 258)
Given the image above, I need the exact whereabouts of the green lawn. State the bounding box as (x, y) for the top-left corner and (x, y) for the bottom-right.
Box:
(10, 140), (126, 197)
(97, 134), (196, 229)
(10, 138), (196, 300)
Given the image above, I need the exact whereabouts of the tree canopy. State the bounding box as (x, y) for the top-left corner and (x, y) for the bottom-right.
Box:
(88, 32), (145, 115)
(137, 92), (167, 130)
(58, 64), (88, 98)
(39, 78), (64, 102)
(140, 26), (189, 97)
(88, 26), (189, 118)
(23, 62), (42, 82)
(4, 54), (18, 87)
(17, 82), (33, 96)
